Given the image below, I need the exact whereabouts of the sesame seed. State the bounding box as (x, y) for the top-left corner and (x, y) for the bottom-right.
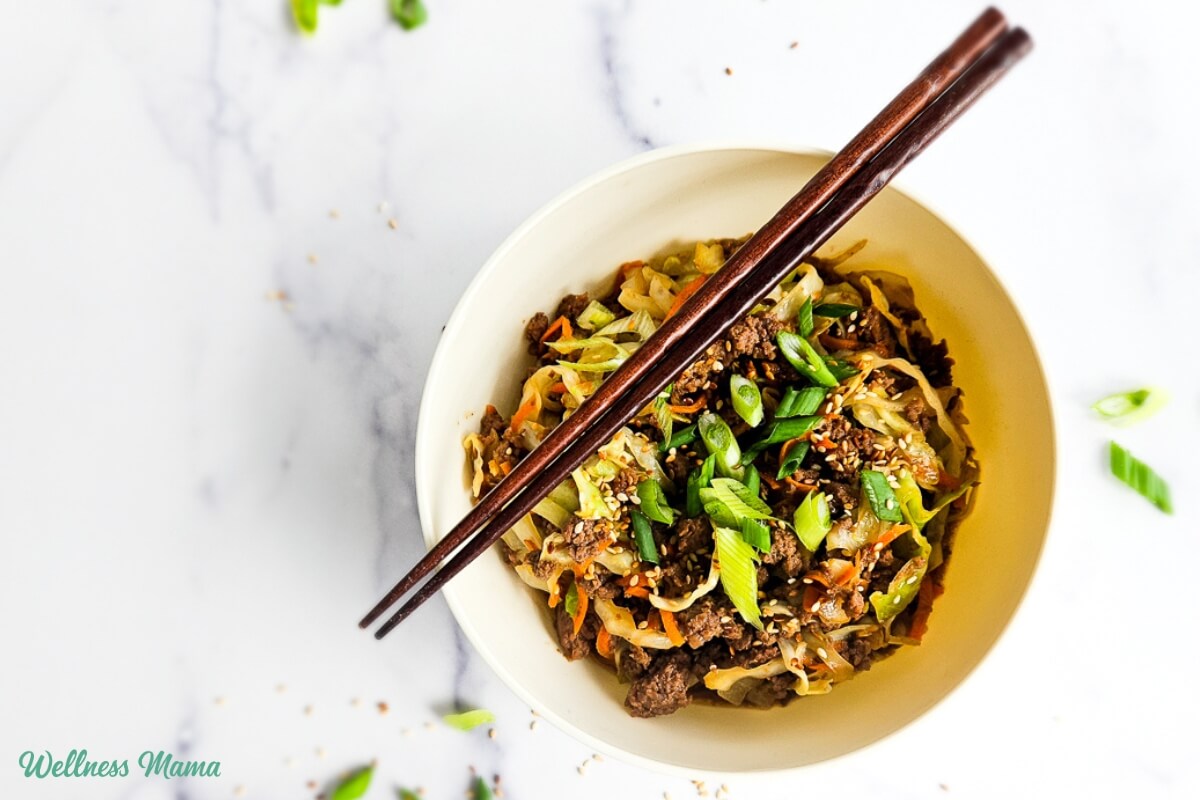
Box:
(303, 704), (314, 716)
(488, 728), (497, 739)
(850, 311), (858, 321)
(637, 621), (648, 629)
(616, 492), (628, 502)
(234, 786), (246, 797)
(907, 576), (919, 585)
(530, 720), (539, 731)
(893, 595), (902, 604)
(885, 499), (895, 510)
(377, 701), (389, 715)
(802, 577), (813, 584)
(630, 496), (641, 504)
(630, 575), (639, 586)
(810, 601), (821, 612)
(719, 615), (732, 623)
(817, 647), (828, 659)
(387, 218), (399, 230)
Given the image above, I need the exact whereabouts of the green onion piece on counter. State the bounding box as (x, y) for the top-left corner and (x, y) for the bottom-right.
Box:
(698, 412), (744, 479)
(636, 478), (677, 525)
(776, 441), (810, 480)
(797, 296), (815, 338)
(793, 491), (831, 551)
(291, 0), (319, 33)
(390, 0), (429, 30)
(576, 300), (617, 330)
(1092, 388), (1168, 425)
(814, 302), (859, 318)
(442, 709), (495, 731)
(471, 777), (493, 800)
(714, 526), (763, 630)
(331, 764), (373, 800)
(740, 517), (771, 553)
(629, 508), (661, 564)
(653, 385), (673, 447)
(729, 374), (764, 427)
(707, 477), (774, 519)
(740, 415), (822, 465)
(776, 386), (826, 418)
(744, 463), (761, 497)
(399, 790), (421, 800)
(661, 422), (697, 453)
(686, 454), (717, 517)
(563, 581), (579, 617)
(1109, 441), (1172, 513)
(776, 330), (839, 387)
(861, 470), (904, 523)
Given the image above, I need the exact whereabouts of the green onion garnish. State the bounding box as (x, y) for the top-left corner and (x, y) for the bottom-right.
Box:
(636, 478), (677, 525)
(1092, 388), (1168, 425)
(776, 440), (810, 480)
(390, 0), (429, 30)
(629, 508), (661, 563)
(776, 386), (826, 418)
(793, 491), (831, 551)
(661, 422), (698, 453)
(729, 374), (764, 427)
(399, 790), (421, 800)
(471, 777), (493, 800)
(814, 302), (859, 318)
(442, 709), (496, 731)
(861, 470), (903, 522)
(740, 517), (771, 553)
(699, 412), (744, 479)
(331, 764), (373, 800)
(563, 581), (579, 617)
(777, 331), (839, 387)
(740, 415), (822, 465)
(291, 0), (319, 34)
(713, 526), (763, 630)
(685, 455), (717, 518)
(706, 477), (774, 519)
(743, 463), (761, 497)
(824, 357), (860, 382)
(797, 296), (815, 338)
(1109, 441), (1172, 513)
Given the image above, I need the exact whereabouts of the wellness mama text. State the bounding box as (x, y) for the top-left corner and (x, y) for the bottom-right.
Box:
(19, 750), (220, 779)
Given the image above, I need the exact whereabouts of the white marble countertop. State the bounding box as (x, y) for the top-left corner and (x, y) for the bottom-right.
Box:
(2, 1), (1197, 798)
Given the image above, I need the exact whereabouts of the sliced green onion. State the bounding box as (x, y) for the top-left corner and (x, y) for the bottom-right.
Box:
(331, 764), (373, 800)
(861, 470), (904, 523)
(713, 526), (763, 630)
(686, 454), (717, 517)
(563, 581), (579, 617)
(776, 386), (826, 418)
(443, 709), (495, 731)
(629, 508), (661, 563)
(743, 463), (761, 497)
(793, 491), (831, 551)
(1109, 441), (1172, 513)
(824, 357), (860, 382)
(400, 790), (422, 800)
(291, 0), (319, 34)
(636, 478), (677, 525)
(471, 777), (493, 800)
(776, 441), (810, 480)
(1092, 388), (1168, 425)
(740, 517), (771, 553)
(390, 0), (429, 31)
(703, 499), (740, 529)
(698, 412), (744, 479)
(729, 374), (764, 427)
(707, 477), (773, 519)
(575, 300), (617, 331)
(814, 302), (859, 318)
(797, 296), (815, 338)
(661, 422), (697, 453)
(777, 331), (839, 387)
(740, 415), (822, 465)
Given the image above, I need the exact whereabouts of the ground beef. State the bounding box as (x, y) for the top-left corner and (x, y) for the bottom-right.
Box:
(527, 552), (557, 580)
(908, 330), (954, 387)
(624, 651), (693, 718)
(479, 407), (506, 437)
(677, 597), (724, 648)
(673, 517), (712, 555)
(726, 314), (788, 360)
(729, 637), (780, 669)
(609, 467), (642, 499)
(762, 527), (807, 577)
(524, 312), (549, 354)
(825, 480), (859, 516)
(554, 292), (591, 322)
(555, 605), (598, 661)
(843, 637), (874, 670)
(673, 341), (724, 397)
(576, 571), (620, 600)
(656, 560), (703, 597)
(904, 394), (934, 433)
(822, 415), (877, 476)
(858, 307), (898, 358)
(562, 516), (613, 563)
(744, 673), (795, 708)
(616, 643), (652, 682)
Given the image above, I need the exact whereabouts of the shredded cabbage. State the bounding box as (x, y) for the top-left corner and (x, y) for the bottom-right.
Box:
(648, 558), (720, 612)
(593, 599), (674, 649)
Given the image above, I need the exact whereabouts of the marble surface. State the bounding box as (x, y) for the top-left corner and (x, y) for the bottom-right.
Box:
(1, 1), (1197, 798)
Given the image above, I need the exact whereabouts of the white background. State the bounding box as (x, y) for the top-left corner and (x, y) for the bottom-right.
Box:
(1, 1), (1196, 798)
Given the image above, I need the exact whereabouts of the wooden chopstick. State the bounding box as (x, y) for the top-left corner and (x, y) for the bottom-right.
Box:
(362, 10), (1027, 638)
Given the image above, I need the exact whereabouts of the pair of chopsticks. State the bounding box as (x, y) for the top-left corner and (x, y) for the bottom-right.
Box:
(361, 7), (1031, 639)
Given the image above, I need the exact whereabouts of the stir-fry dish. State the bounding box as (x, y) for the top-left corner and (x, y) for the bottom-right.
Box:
(464, 237), (977, 717)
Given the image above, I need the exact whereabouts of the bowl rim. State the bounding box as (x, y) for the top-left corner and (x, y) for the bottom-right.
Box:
(413, 141), (1058, 777)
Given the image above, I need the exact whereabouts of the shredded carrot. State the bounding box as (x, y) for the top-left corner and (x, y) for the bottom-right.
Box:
(778, 438), (805, 466)
(664, 273), (709, 320)
(540, 315), (573, 342)
(595, 626), (613, 658)
(646, 609), (662, 631)
(623, 586), (650, 599)
(547, 382), (568, 395)
(485, 404), (498, 416)
(508, 394), (539, 434)
(784, 477), (819, 493)
(547, 578), (562, 608)
(760, 473), (782, 490)
(908, 578), (935, 641)
(874, 523), (911, 549)
(499, 461), (512, 476)
(571, 581), (589, 636)
(802, 584), (824, 611)
(523, 539), (539, 552)
(660, 610), (685, 647)
(812, 435), (837, 450)
(833, 559), (859, 587)
(668, 398), (706, 414)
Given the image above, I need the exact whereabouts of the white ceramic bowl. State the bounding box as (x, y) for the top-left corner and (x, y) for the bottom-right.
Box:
(415, 145), (1054, 774)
